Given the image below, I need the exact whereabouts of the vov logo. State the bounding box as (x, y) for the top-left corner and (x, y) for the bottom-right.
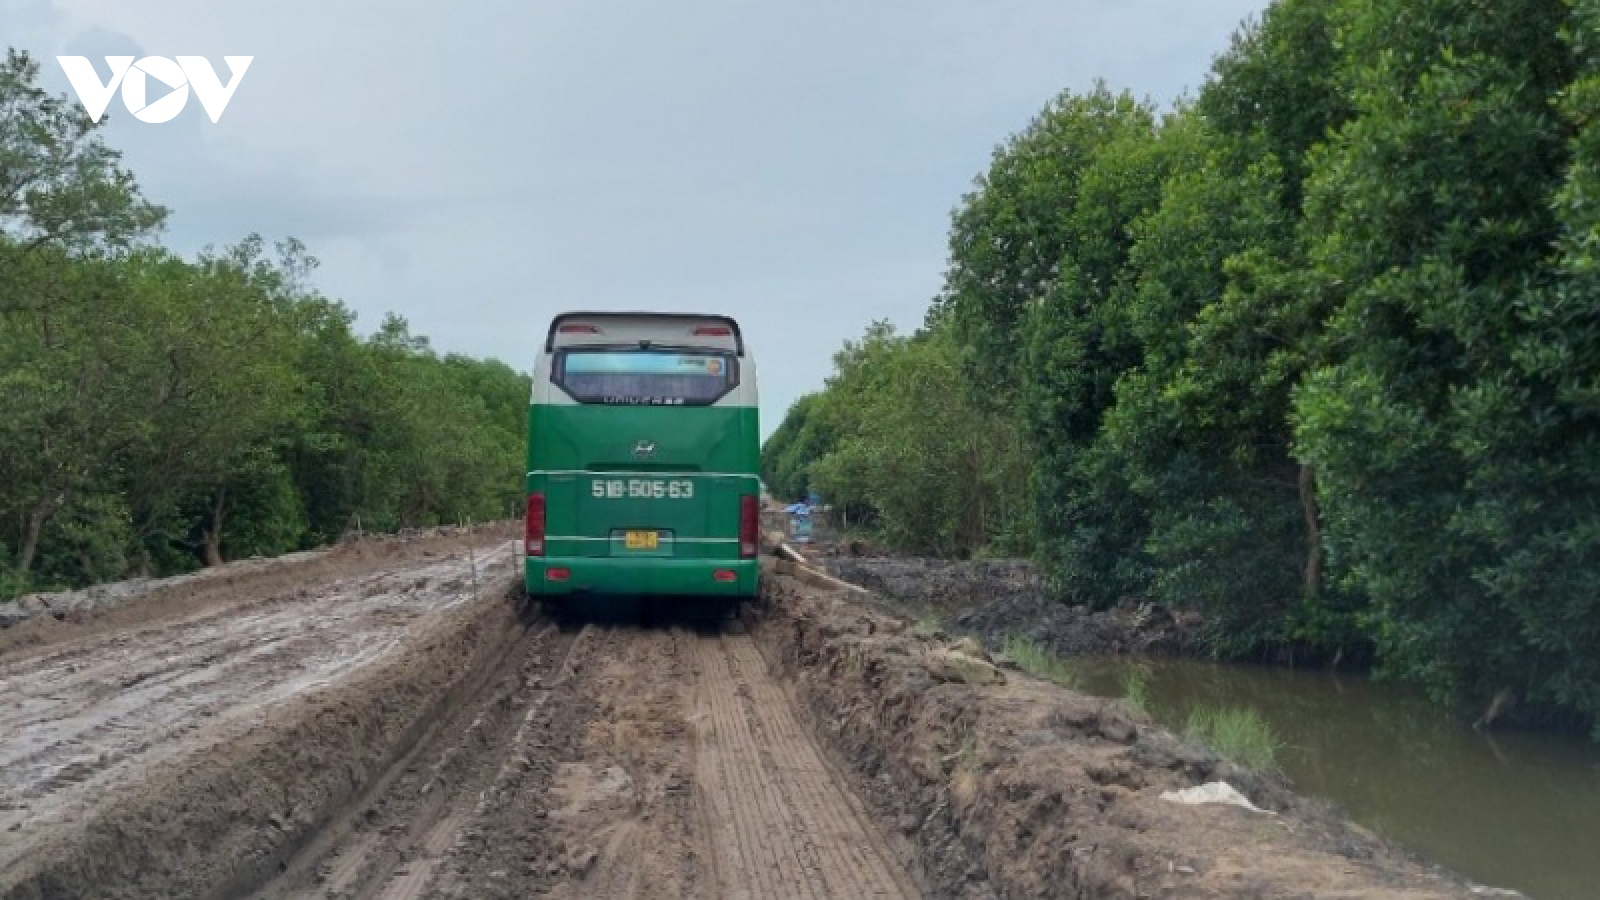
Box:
(57, 56), (253, 124)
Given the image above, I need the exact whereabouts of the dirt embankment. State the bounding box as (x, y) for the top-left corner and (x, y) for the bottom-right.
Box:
(819, 556), (1200, 656)
(0, 523), (518, 657)
(748, 569), (1477, 900)
(0, 530), (521, 900)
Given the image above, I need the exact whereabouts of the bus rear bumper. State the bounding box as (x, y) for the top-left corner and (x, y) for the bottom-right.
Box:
(525, 558), (759, 597)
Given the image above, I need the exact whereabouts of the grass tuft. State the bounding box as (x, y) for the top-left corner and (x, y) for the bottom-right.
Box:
(1183, 705), (1282, 771)
(1120, 665), (1151, 716)
(1001, 634), (1079, 688)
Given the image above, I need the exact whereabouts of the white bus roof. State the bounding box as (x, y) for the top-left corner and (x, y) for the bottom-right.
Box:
(545, 312), (745, 356)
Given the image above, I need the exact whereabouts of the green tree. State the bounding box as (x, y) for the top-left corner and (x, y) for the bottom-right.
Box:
(932, 85), (1156, 413)
(0, 46), (530, 591)
(116, 239), (308, 567)
(1292, 0), (1583, 713)
(0, 49), (164, 256)
(0, 253), (154, 575)
(1011, 98), (1176, 605)
(768, 323), (1029, 556)
(1090, 0), (1363, 653)
(0, 49), (165, 579)
(760, 393), (833, 503)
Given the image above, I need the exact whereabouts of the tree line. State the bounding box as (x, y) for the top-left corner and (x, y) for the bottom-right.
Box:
(764, 0), (1600, 734)
(0, 50), (527, 599)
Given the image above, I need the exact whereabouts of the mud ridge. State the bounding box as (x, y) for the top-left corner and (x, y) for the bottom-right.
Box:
(747, 566), (1480, 900)
(0, 572), (524, 900)
(0, 523), (517, 658)
(817, 556), (1200, 657)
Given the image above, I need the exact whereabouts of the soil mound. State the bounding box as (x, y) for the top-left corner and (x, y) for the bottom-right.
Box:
(0, 573), (523, 900)
(822, 556), (1200, 656)
(747, 569), (1475, 899)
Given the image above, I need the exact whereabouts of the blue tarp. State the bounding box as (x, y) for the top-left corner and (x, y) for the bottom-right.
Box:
(785, 502), (814, 542)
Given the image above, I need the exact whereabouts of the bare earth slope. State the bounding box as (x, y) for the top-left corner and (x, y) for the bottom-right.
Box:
(0, 529), (520, 900)
(749, 570), (1481, 900)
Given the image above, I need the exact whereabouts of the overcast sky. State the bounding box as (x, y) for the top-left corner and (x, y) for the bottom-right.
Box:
(5, 0), (1266, 437)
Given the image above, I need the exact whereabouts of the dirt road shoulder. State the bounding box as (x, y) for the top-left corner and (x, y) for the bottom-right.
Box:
(749, 566), (1479, 900)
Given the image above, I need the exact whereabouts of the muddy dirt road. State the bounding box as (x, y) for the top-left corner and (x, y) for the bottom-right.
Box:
(3, 535), (1488, 900)
(0, 536), (921, 900)
(248, 621), (918, 900)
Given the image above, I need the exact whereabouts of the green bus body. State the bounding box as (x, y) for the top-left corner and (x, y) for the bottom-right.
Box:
(524, 313), (760, 599)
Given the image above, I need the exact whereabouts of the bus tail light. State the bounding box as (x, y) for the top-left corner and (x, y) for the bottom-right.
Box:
(558, 324), (600, 334)
(739, 494), (759, 558)
(713, 569), (737, 582)
(693, 325), (732, 337)
(525, 492), (546, 556)
(546, 567), (570, 582)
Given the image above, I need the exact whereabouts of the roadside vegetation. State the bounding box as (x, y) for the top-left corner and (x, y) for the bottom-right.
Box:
(1001, 635), (1079, 689)
(0, 51), (527, 600)
(1184, 707), (1284, 772)
(763, 0), (1600, 736)
(763, 327), (1032, 558)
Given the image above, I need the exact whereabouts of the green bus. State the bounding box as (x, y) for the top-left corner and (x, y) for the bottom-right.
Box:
(524, 312), (761, 602)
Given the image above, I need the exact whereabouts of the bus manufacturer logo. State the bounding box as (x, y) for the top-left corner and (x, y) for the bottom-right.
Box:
(632, 439), (656, 459)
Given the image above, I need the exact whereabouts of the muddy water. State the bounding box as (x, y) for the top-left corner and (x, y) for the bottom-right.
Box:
(1070, 657), (1600, 900)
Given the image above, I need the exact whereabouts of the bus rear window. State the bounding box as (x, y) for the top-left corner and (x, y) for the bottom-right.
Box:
(554, 350), (736, 405)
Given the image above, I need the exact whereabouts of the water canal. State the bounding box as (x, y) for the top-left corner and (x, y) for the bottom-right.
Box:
(1071, 657), (1600, 900)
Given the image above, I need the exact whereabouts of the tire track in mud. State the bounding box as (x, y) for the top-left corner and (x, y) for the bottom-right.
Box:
(522, 626), (704, 900)
(445, 620), (916, 899)
(256, 618), (920, 900)
(693, 630), (916, 900)
(254, 621), (587, 900)
(429, 623), (682, 900)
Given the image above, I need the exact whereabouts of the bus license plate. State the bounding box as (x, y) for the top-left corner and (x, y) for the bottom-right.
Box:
(625, 531), (658, 550)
